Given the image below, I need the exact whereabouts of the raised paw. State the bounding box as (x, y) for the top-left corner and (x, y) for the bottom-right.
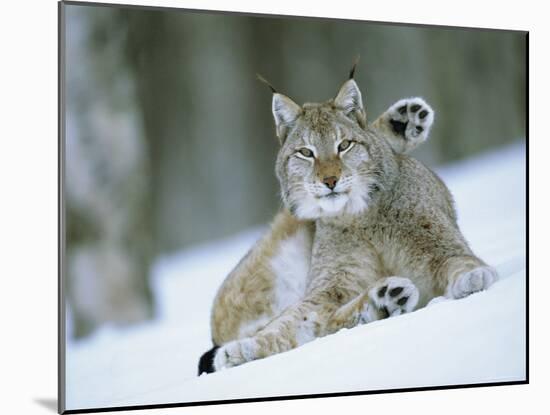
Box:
(384, 97), (434, 153)
(448, 266), (498, 299)
(213, 338), (258, 371)
(368, 276), (419, 318)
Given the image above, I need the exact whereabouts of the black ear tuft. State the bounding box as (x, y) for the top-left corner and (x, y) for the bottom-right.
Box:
(256, 73), (277, 94)
(198, 345), (220, 375)
(349, 55), (360, 79)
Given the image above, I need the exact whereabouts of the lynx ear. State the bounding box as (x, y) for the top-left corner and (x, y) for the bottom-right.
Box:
(334, 79), (366, 128)
(272, 93), (301, 143)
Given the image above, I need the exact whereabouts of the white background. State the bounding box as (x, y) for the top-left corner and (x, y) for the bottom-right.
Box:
(0, 0), (542, 414)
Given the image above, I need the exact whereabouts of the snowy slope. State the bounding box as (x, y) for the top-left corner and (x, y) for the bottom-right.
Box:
(65, 143), (526, 411)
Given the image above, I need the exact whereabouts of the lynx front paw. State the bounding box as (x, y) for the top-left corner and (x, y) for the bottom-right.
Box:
(368, 276), (419, 318)
(213, 338), (258, 371)
(448, 266), (498, 299)
(385, 97), (434, 152)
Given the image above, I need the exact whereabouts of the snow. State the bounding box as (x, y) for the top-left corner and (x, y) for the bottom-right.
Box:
(65, 143), (526, 411)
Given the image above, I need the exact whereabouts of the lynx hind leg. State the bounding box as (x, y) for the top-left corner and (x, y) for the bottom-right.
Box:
(366, 276), (420, 319)
(372, 97), (434, 154)
(447, 265), (498, 299)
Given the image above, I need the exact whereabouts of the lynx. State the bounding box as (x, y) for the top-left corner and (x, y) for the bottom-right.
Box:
(198, 63), (497, 374)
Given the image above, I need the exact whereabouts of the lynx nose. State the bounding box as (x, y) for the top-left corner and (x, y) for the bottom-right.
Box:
(323, 176), (338, 190)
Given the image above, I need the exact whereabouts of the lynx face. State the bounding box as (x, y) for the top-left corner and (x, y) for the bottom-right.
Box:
(272, 80), (391, 220)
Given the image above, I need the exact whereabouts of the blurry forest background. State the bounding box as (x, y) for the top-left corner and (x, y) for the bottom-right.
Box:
(64, 3), (526, 339)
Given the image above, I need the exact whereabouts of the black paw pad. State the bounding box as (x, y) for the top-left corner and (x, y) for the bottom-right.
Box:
(416, 126), (424, 133)
(398, 105), (407, 115)
(411, 104), (421, 113)
(378, 286), (388, 297)
(397, 297), (409, 306)
(390, 119), (407, 137)
(419, 110), (429, 119)
(389, 287), (403, 297)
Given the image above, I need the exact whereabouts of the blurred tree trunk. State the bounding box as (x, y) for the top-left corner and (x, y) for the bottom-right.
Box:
(65, 6), (153, 338)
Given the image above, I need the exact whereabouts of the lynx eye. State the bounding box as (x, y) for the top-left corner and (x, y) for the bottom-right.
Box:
(298, 148), (314, 158)
(338, 139), (353, 153)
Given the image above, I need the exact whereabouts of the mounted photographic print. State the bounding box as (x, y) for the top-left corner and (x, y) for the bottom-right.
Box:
(59, 1), (528, 413)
